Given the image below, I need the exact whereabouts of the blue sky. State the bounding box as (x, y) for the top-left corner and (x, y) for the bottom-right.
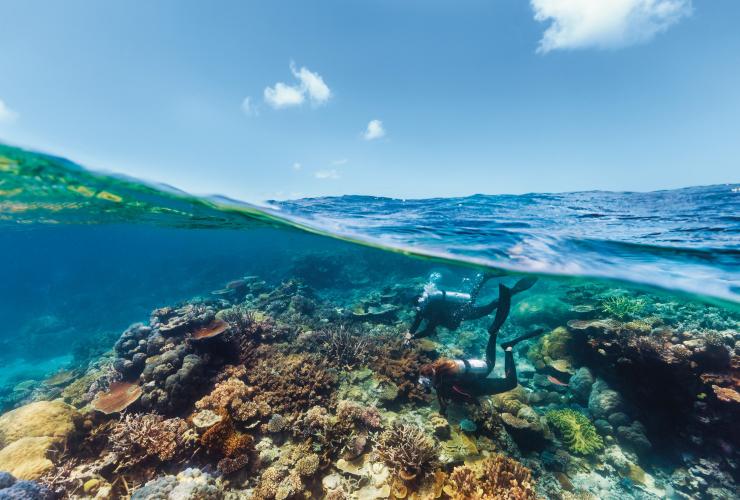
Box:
(0, 0), (738, 201)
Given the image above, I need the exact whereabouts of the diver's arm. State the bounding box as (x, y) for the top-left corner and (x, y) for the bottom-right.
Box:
(412, 320), (439, 339)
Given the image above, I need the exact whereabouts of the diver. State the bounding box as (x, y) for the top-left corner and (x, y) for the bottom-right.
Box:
(408, 275), (543, 414)
(404, 272), (537, 343)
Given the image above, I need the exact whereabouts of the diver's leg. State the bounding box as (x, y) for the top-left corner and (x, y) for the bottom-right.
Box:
(500, 327), (546, 350)
(484, 285), (512, 371)
(465, 276), (536, 320)
(471, 348), (518, 396)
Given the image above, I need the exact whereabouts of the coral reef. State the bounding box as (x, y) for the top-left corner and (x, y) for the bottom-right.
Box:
(0, 472), (54, 500)
(2, 270), (737, 500)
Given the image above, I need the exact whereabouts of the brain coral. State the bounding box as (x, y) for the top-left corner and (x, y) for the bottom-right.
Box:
(546, 408), (604, 456)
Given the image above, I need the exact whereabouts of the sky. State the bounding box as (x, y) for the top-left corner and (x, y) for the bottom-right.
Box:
(0, 0), (738, 202)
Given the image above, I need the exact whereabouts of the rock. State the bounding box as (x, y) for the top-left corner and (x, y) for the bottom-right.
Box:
(603, 445), (632, 475)
(0, 472), (15, 489)
(568, 367), (594, 404)
(588, 379), (624, 419)
(616, 421), (652, 456)
(0, 436), (56, 480)
(607, 412), (631, 428)
(0, 400), (79, 447)
(593, 419), (613, 435)
(0, 478), (54, 500)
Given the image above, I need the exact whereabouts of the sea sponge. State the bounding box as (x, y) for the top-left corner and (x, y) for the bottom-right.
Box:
(374, 421), (439, 480)
(546, 409), (604, 456)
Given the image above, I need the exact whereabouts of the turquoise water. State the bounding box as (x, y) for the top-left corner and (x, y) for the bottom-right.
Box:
(0, 143), (738, 499)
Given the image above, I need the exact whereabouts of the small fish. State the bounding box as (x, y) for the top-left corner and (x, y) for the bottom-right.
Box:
(547, 375), (568, 386)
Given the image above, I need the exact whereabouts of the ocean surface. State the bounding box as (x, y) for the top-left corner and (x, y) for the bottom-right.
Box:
(0, 142), (738, 499)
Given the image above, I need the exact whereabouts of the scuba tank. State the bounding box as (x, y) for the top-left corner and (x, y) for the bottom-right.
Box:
(452, 358), (490, 378)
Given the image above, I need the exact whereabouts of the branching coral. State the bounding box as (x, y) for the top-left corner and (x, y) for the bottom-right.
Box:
(374, 421), (439, 480)
(108, 414), (194, 470)
(601, 296), (645, 320)
(317, 324), (369, 369)
(443, 454), (537, 500)
(368, 338), (433, 404)
(546, 409), (604, 456)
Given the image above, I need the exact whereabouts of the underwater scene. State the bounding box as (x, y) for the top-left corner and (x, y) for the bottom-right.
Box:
(0, 143), (739, 500)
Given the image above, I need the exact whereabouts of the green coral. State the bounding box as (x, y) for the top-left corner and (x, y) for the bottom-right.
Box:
(546, 409), (604, 456)
(601, 296), (645, 320)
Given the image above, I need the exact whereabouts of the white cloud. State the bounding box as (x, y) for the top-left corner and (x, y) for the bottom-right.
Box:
(0, 99), (18, 123)
(264, 62), (331, 109)
(264, 82), (305, 109)
(291, 62), (331, 105)
(314, 169), (340, 180)
(292, 162), (302, 171)
(363, 119), (385, 140)
(531, 0), (693, 53)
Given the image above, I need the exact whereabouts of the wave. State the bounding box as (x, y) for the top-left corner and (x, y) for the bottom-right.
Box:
(1, 142), (738, 304)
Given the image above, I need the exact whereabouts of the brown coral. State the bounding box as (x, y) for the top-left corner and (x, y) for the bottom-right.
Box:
(443, 454), (536, 500)
(91, 380), (142, 414)
(107, 414), (193, 470)
(244, 352), (337, 417)
(191, 318), (230, 340)
(368, 337), (433, 404)
(374, 421), (439, 480)
(200, 413), (254, 474)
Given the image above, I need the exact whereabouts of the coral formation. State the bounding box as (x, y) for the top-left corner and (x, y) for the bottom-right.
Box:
(546, 409), (604, 456)
(374, 421), (439, 480)
(90, 380), (142, 414)
(107, 413), (195, 470)
(443, 454), (537, 499)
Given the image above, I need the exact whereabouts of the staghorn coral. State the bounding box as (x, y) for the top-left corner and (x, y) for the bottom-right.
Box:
(546, 409), (604, 456)
(317, 324), (369, 369)
(108, 413), (195, 470)
(443, 454), (537, 500)
(601, 295), (645, 320)
(374, 421), (439, 480)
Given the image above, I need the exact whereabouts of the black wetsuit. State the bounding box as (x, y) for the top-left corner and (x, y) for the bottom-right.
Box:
(415, 279), (543, 414)
(409, 274), (537, 339)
